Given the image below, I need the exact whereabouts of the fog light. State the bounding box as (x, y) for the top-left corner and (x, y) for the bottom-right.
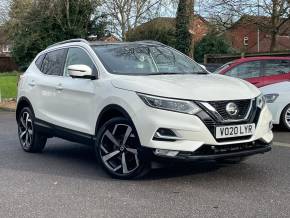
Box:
(153, 128), (181, 141)
(154, 149), (179, 157)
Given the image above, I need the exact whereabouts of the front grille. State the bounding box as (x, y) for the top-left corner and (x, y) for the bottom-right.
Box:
(208, 99), (251, 121)
(196, 100), (260, 143)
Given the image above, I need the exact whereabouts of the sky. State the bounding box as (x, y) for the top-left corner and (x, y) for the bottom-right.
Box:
(0, 0), (10, 24)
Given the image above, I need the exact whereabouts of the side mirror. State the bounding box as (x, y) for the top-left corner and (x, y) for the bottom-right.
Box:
(199, 64), (207, 71)
(68, 65), (96, 79)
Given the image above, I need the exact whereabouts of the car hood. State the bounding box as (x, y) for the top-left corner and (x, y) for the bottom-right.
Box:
(260, 81), (290, 94)
(111, 74), (260, 101)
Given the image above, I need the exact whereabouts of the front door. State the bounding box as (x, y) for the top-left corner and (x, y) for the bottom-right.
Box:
(55, 47), (98, 134)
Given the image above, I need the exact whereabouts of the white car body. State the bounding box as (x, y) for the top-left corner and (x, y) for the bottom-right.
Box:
(16, 39), (273, 178)
(260, 81), (290, 126)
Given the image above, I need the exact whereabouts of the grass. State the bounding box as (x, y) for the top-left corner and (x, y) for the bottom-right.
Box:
(0, 72), (19, 100)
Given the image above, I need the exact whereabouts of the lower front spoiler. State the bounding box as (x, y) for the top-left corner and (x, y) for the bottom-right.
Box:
(152, 142), (272, 162)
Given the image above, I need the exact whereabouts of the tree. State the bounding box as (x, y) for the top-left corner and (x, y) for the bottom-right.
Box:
(259, 0), (290, 51)
(175, 0), (194, 57)
(102, 0), (164, 41)
(194, 33), (233, 63)
(205, 0), (290, 52)
(0, 0), (10, 24)
(126, 18), (176, 47)
(6, 0), (105, 70)
(201, 0), (252, 32)
(88, 13), (111, 39)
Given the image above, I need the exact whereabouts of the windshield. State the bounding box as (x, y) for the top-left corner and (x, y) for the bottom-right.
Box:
(92, 44), (207, 75)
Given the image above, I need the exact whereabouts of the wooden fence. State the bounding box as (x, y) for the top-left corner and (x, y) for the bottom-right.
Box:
(0, 55), (18, 72)
(204, 51), (290, 65)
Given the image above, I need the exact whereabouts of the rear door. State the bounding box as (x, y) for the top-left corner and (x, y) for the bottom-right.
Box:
(34, 48), (68, 124)
(224, 61), (263, 86)
(259, 59), (290, 85)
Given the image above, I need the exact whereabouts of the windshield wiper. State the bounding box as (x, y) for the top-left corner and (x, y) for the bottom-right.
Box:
(195, 71), (209, 75)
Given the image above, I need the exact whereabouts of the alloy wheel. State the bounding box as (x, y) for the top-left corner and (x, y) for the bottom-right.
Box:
(285, 108), (290, 128)
(18, 111), (33, 149)
(99, 123), (140, 175)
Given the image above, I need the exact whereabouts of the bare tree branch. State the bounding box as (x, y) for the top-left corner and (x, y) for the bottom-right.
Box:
(102, 0), (165, 40)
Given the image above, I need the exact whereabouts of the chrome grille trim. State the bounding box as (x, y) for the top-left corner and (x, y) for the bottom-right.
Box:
(199, 99), (255, 123)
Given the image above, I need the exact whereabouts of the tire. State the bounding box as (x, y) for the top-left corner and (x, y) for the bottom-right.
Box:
(280, 104), (290, 131)
(17, 107), (47, 153)
(95, 117), (150, 179)
(216, 157), (248, 164)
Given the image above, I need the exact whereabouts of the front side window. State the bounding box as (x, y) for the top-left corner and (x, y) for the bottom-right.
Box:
(42, 49), (68, 76)
(262, 59), (290, 76)
(64, 47), (96, 76)
(92, 44), (206, 75)
(225, 61), (261, 79)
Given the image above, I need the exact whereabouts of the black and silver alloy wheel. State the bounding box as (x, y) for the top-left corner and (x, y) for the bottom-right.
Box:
(17, 107), (47, 152)
(286, 108), (290, 127)
(18, 111), (33, 149)
(281, 104), (290, 131)
(96, 117), (149, 179)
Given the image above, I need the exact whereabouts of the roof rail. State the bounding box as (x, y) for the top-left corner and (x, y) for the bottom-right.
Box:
(136, 40), (165, 45)
(47, 38), (89, 48)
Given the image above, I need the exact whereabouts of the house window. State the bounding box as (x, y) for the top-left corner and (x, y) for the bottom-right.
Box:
(243, 37), (249, 46)
(2, 44), (11, 53)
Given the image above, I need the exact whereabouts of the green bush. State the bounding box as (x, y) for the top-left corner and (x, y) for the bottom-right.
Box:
(194, 34), (233, 63)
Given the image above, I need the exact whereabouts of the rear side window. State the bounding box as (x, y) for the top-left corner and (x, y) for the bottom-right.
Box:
(225, 61), (262, 79)
(262, 59), (290, 76)
(35, 54), (45, 70)
(42, 49), (68, 76)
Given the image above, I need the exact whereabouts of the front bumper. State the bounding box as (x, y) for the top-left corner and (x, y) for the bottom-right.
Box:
(152, 140), (271, 161)
(134, 102), (273, 153)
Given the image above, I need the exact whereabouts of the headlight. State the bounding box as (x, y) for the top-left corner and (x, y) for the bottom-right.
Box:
(263, 94), (279, 103)
(138, 93), (201, 114)
(257, 94), (266, 108)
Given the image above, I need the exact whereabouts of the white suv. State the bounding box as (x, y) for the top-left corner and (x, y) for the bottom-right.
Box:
(16, 39), (273, 179)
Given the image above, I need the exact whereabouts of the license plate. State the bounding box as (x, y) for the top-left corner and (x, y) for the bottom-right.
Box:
(216, 124), (255, 139)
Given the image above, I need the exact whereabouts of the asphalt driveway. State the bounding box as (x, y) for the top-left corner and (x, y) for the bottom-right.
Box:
(0, 111), (290, 218)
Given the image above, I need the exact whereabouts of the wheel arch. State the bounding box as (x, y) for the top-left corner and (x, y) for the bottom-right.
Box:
(16, 97), (34, 122)
(280, 103), (290, 127)
(95, 104), (135, 135)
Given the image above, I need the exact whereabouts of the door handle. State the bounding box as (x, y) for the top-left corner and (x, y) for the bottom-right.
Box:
(55, 84), (63, 91)
(28, 80), (36, 87)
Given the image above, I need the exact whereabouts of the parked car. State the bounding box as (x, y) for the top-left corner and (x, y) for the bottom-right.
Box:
(16, 39), (273, 179)
(214, 57), (290, 87)
(260, 81), (290, 131)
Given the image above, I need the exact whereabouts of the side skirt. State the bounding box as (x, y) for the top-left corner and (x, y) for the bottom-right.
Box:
(34, 119), (95, 146)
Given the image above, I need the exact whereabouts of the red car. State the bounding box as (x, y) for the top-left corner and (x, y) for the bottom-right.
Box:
(214, 57), (290, 87)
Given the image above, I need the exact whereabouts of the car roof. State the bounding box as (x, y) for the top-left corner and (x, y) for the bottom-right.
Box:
(47, 38), (165, 49)
(232, 56), (290, 64)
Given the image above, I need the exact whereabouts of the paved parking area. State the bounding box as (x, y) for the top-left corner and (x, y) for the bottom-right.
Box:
(0, 111), (289, 217)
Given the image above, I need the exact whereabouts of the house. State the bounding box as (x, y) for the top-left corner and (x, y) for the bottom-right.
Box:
(0, 28), (11, 56)
(127, 15), (209, 44)
(225, 16), (290, 53)
(99, 35), (120, 42)
(87, 34), (120, 42)
(0, 28), (18, 72)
